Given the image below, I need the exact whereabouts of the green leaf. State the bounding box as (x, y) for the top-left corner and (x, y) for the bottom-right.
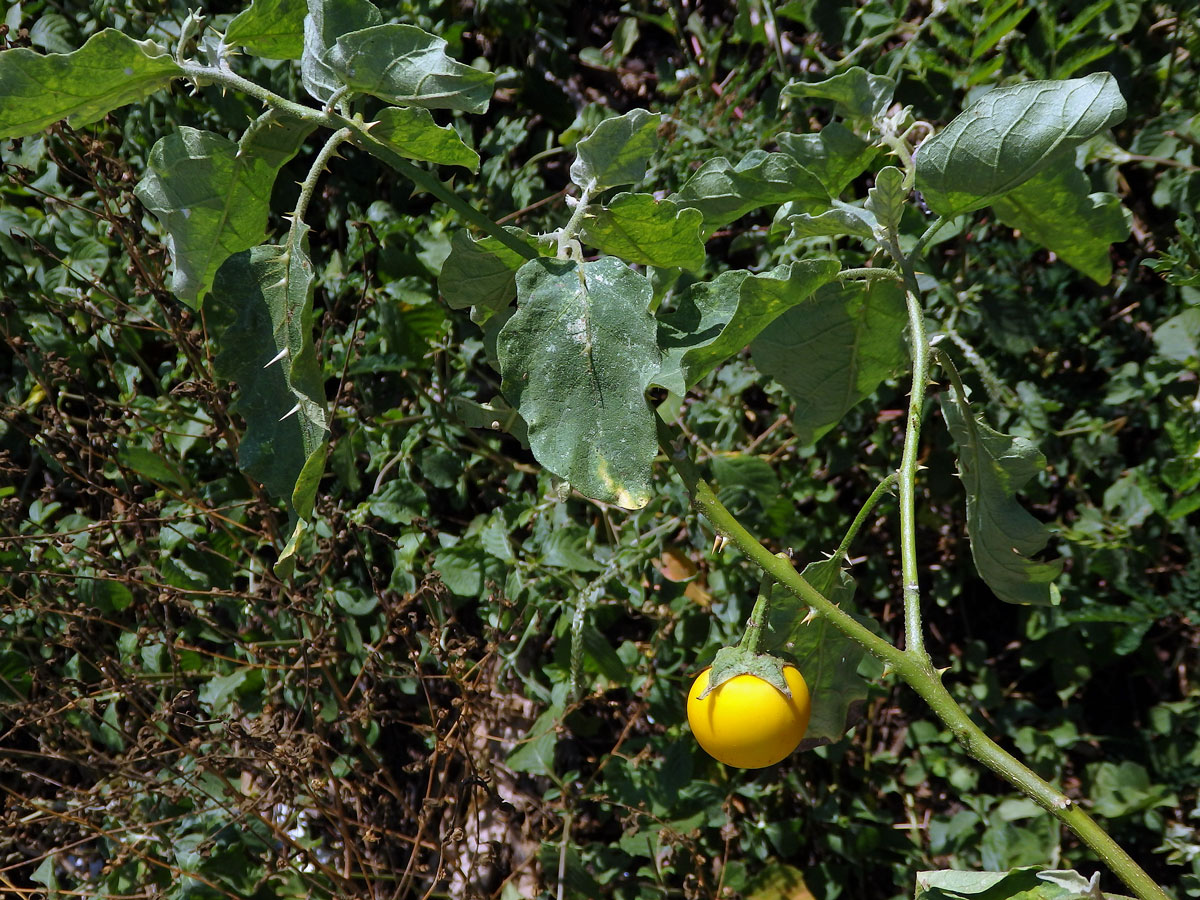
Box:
(865, 165), (907, 235)
(751, 279), (907, 446)
(117, 445), (188, 489)
(672, 150), (828, 232)
(498, 257), (661, 510)
(782, 66), (896, 120)
(207, 225), (329, 546)
(1153, 308), (1200, 365)
(777, 123), (879, 196)
(439, 227), (543, 316)
(225, 0), (306, 59)
(938, 384), (1063, 606)
(507, 691), (566, 776)
(368, 105), (479, 170)
(134, 111), (317, 308)
(785, 203), (878, 240)
(654, 258), (841, 395)
(0, 29), (181, 140)
(327, 24), (496, 113)
(992, 154), (1129, 283)
(570, 108), (661, 191)
(763, 559), (867, 747)
(301, 0), (383, 103)
(582, 192), (705, 269)
(917, 867), (1136, 900)
(915, 73), (1127, 217)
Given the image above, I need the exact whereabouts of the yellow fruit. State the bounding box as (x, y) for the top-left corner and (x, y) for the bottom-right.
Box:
(686, 665), (811, 768)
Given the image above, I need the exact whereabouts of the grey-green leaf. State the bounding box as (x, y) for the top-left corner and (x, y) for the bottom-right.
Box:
(865, 165), (907, 235)
(786, 203), (878, 241)
(301, 0), (382, 103)
(0, 29), (181, 139)
(671, 150), (828, 233)
(782, 67), (896, 121)
(992, 153), (1129, 284)
(914, 73), (1127, 218)
(134, 112), (316, 308)
(225, 0), (306, 60)
(777, 123), (879, 197)
(570, 109), (661, 191)
(327, 24), (495, 113)
(439, 227), (543, 317)
(939, 384), (1063, 606)
(582, 192), (705, 270)
(655, 258), (841, 395)
(763, 559), (867, 747)
(207, 225), (329, 573)
(751, 279), (907, 446)
(369, 105), (479, 170)
(498, 258), (661, 510)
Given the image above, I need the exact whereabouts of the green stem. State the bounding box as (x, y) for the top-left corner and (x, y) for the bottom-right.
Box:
(832, 473), (897, 564)
(837, 266), (904, 283)
(291, 127), (351, 243)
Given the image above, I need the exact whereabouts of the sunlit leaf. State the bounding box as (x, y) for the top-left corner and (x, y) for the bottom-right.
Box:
(672, 150), (828, 233)
(865, 165), (907, 235)
(225, 0), (306, 59)
(570, 108), (661, 191)
(368, 105), (479, 170)
(782, 66), (896, 120)
(439, 227), (544, 317)
(301, 0), (382, 104)
(777, 123), (879, 197)
(785, 203), (878, 240)
(582, 192), (705, 269)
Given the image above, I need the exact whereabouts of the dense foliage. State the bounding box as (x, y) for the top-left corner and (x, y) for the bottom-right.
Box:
(1, 2), (1198, 899)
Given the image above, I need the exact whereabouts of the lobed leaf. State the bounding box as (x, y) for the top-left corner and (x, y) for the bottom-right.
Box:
(301, 0), (382, 104)
(785, 203), (878, 241)
(939, 384), (1063, 606)
(368, 105), (479, 170)
(865, 165), (907, 236)
(914, 73), (1127, 217)
(570, 108), (661, 191)
(134, 111), (316, 308)
(326, 24), (495, 113)
(582, 192), (705, 270)
(0, 29), (181, 140)
(777, 123), (879, 197)
(654, 258), (841, 395)
(992, 153), (1129, 284)
(751, 279), (907, 446)
(782, 66), (896, 121)
(225, 0), (306, 60)
(672, 150), (828, 233)
(498, 257), (661, 510)
(439, 227), (544, 317)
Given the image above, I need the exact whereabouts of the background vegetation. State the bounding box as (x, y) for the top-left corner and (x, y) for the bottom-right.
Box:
(1, 1), (1198, 898)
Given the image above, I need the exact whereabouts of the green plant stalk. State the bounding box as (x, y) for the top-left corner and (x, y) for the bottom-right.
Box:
(832, 473), (897, 564)
(658, 417), (1170, 900)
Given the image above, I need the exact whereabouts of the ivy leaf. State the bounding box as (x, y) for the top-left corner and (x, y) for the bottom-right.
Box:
(777, 123), (879, 197)
(992, 154), (1130, 284)
(301, 0), (382, 104)
(915, 73), (1127, 218)
(654, 258), (841, 395)
(751, 279), (907, 446)
(672, 150), (828, 233)
(865, 165), (907, 236)
(134, 112), (316, 308)
(0, 29), (180, 139)
(368, 105), (479, 170)
(327, 24), (495, 113)
(225, 0), (306, 60)
(939, 384), (1063, 606)
(570, 108), (661, 191)
(207, 225), (329, 577)
(782, 67), (896, 121)
(498, 258), (661, 510)
(582, 192), (705, 270)
(762, 559), (867, 747)
(785, 203), (878, 241)
(439, 227), (544, 318)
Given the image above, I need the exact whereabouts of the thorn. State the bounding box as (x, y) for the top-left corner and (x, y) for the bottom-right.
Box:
(361, 120), (380, 132)
(263, 347), (289, 368)
(936, 665), (951, 676)
(801, 608), (818, 625)
(279, 402), (301, 421)
(712, 534), (728, 555)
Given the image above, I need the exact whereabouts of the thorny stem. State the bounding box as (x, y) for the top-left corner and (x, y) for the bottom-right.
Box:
(832, 473), (897, 564)
(290, 128), (351, 245)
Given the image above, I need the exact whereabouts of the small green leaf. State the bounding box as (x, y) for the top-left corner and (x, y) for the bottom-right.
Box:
(1152, 309), (1200, 365)
(915, 73), (1127, 218)
(0, 29), (181, 139)
(777, 123), (879, 196)
(498, 257), (661, 510)
(117, 445), (188, 489)
(582, 192), (705, 269)
(301, 0), (383, 103)
(507, 692), (566, 776)
(782, 66), (896, 121)
(368, 105), (479, 170)
(439, 227), (543, 316)
(865, 165), (907, 235)
(763, 559), (867, 747)
(327, 24), (495, 113)
(939, 384), (1063, 606)
(655, 258), (841, 395)
(672, 150), (828, 232)
(225, 0), (306, 59)
(785, 203), (878, 240)
(134, 112), (317, 307)
(569, 108), (661, 191)
(751, 279), (908, 446)
(992, 154), (1130, 283)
